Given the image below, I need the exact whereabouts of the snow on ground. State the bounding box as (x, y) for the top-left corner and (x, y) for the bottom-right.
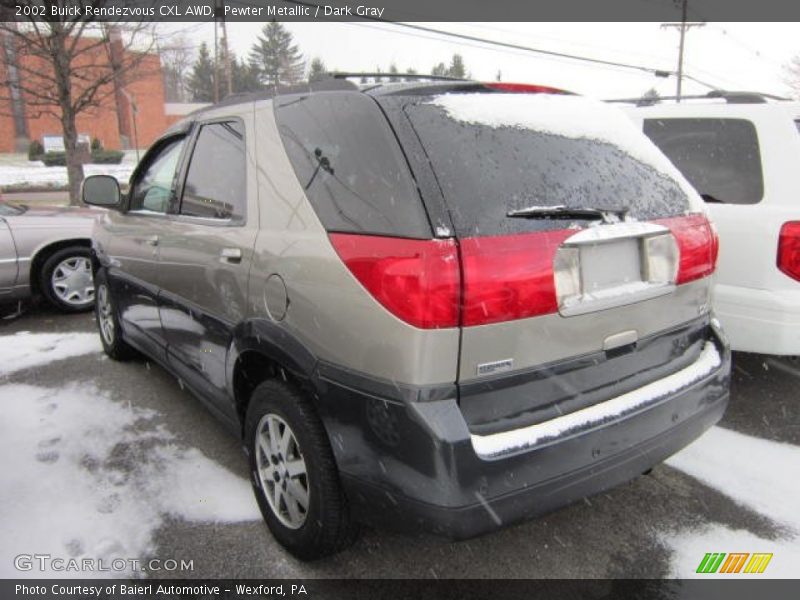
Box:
(0, 153), (137, 188)
(662, 426), (800, 578)
(0, 382), (260, 578)
(0, 331), (102, 377)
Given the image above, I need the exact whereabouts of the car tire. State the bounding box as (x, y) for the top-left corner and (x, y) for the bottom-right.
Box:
(245, 379), (359, 560)
(94, 269), (137, 361)
(39, 246), (95, 312)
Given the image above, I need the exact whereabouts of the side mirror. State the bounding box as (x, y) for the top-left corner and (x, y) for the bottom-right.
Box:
(82, 175), (122, 209)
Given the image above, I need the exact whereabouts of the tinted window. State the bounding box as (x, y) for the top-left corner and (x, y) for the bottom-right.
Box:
(274, 92), (431, 238)
(129, 137), (186, 213)
(643, 118), (764, 205)
(180, 121), (246, 220)
(405, 103), (691, 237)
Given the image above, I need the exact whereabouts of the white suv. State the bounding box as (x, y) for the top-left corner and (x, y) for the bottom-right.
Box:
(622, 92), (800, 355)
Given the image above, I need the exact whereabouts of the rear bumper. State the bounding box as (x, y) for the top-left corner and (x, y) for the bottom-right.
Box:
(313, 324), (730, 540)
(714, 284), (800, 355)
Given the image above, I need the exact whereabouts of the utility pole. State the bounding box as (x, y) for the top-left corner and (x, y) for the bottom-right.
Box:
(661, 0), (704, 102)
(220, 6), (233, 97)
(212, 20), (219, 103)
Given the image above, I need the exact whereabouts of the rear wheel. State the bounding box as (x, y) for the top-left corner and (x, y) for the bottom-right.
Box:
(245, 379), (358, 560)
(94, 269), (137, 361)
(40, 246), (95, 312)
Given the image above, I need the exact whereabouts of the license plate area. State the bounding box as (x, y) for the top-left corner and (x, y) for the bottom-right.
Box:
(554, 222), (678, 317)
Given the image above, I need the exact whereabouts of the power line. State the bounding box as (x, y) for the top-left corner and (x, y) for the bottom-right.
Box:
(281, 0), (675, 78)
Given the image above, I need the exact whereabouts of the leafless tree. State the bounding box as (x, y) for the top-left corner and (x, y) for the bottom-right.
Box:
(784, 54), (800, 98)
(0, 3), (159, 204)
(160, 34), (192, 103)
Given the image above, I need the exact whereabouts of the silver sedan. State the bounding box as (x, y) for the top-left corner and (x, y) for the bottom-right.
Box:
(1, 202), (103, 312)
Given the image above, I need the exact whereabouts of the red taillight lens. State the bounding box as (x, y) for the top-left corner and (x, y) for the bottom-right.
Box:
(460, 230), (574, 326)
(329, 233), (461, 329)
(778, 221), (800, 282)
(657, 214), (718, 284)
(483, 82), (569, 95)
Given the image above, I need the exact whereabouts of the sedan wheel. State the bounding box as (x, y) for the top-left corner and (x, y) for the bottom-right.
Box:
(51, 256), (94, 307)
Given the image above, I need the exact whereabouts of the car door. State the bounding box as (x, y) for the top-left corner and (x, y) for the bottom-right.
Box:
(103, 135), (188, 358)
(0, 216), (18, 294)
(156, 118), (257, 417)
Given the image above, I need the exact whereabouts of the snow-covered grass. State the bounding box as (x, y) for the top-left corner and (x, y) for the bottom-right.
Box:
(0, 331), (102, 377)
(0, 152), (139, 188)
(0, 382), (260, 578)
(662, 426), (800, 578)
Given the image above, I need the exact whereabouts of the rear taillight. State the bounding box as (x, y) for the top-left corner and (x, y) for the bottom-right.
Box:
(328, 233), (460, 329)
(657, 214), (718, 284)
(460, 230), (574, 326)
(777, 221), (800, 282)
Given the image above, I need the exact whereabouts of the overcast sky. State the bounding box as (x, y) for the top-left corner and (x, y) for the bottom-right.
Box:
(164, 21), (799, 99)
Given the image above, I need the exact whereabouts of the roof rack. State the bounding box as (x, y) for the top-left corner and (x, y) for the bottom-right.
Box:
(328, 71), (470, 82)
(607, 90), (790, 106)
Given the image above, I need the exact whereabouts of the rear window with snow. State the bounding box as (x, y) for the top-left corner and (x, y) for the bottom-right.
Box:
(643, 118), (764, 205)
(274, 92), (431, 238)
(405, 94), (691, 237)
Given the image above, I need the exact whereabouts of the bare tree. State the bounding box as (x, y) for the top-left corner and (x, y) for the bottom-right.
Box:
(160, 35), (192, 103)
(784, 54), (800, 98)
(0, 6), (158, 204)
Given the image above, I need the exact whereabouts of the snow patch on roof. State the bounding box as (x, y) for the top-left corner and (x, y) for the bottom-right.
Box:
(471, 341), (721, 458)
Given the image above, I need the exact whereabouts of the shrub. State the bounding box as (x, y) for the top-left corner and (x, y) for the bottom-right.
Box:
(41, 152), (67, 167)
(90, 149), (124, 164)
(28, 140), (44, 161)
(91, 137), (103, 152)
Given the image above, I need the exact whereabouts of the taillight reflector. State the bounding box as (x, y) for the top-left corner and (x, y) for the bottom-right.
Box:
(460, 230), (574, 326)
(328, 233), (460, 329)
(656, 214), (718, 284)
(778, 221), (800, 282)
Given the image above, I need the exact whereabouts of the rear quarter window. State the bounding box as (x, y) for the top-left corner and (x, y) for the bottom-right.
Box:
(643, 118), (764, 205)
(274, 92), (431, 238)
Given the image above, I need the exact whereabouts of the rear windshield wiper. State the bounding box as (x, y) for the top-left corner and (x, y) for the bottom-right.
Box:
(506, 205), (629, 221)
(701, 193), (725, 204)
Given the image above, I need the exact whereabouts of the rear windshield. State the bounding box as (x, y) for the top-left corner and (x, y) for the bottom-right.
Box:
(404, 97), (691, 237)
(643, 118), (764, 205)
(274, 92), (431, 238)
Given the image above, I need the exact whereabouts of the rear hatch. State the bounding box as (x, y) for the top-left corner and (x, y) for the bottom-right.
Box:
(395, 92), (719, 437)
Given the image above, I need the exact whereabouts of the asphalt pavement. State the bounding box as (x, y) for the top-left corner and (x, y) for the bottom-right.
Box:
(1, 299), (797, 579)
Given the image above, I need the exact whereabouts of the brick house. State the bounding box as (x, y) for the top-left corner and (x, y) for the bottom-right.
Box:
(0, 29), (168, 154)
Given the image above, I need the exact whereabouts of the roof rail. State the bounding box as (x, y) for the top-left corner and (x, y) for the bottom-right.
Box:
(606, 90), (789, 106)
(328, 71), (470, 82)
(607, 89), (790, 106)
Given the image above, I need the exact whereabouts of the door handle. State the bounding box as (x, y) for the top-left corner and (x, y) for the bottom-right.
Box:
(142, 235), (159, 247)
(220, 247), (242, 263)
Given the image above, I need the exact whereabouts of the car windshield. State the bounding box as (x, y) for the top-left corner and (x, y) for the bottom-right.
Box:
(0, 202), (25, 216)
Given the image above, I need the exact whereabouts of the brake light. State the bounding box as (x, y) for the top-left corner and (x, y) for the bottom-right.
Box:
(778, 221), (800, 282)
(656, 214), (718, 284)
(484, 82), (569, 95)
(460, 230), (574, 326)
(329, 233), (460, 329)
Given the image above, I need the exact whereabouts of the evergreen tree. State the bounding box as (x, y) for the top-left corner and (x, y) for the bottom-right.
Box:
(495, 69), (502, 82)
(431, 62), (448, 77)
(232, 57), (263, 93)
(308, 57), (327, 82)
(448, 53), (467, 79)
(187, 42), (215, 102)
(388, 63), (399, 82)
(249, 21), (305, 88)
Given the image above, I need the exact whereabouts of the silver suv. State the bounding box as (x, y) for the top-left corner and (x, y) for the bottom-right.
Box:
(83, 79), (731, 560)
